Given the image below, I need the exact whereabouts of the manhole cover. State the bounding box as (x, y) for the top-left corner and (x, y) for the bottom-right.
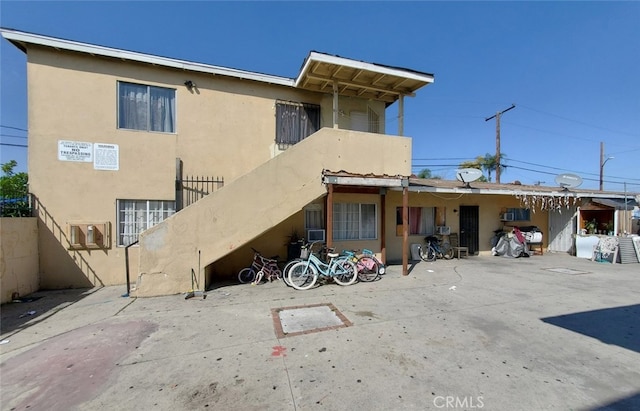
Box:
(271, 303), (351, 338)
(545, 267), (590, 275)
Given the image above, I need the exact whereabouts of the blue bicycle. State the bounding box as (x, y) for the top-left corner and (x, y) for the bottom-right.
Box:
(419, 235), (453, 262)
(287, 242), (358, 290)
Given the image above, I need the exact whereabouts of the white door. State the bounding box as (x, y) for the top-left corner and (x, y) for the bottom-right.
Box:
(548, 206), (577, 253)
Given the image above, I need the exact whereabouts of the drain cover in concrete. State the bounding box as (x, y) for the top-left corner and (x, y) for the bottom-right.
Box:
(545, 267), (590, 275)
(272, 303), (351, 338)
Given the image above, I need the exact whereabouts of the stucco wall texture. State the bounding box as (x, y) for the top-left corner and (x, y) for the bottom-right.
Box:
(0, 218), (39, 303)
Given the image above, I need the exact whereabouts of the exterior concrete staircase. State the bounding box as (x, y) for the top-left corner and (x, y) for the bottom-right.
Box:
(135, 128), (411, 296)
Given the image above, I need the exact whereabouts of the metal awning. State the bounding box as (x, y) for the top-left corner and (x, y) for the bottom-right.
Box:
(592, 198), (638, 210)
(295, 51), (434, 105)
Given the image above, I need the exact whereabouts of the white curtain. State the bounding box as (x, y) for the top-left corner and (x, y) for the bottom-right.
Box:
(150, 87), (175, 132)
(119, 83), (175, 132)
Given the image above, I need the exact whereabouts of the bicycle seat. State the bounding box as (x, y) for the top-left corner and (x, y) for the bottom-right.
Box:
(327, 252), (339, 259)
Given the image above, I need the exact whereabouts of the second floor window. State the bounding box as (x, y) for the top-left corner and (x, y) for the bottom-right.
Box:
(276, 101), (320, 146)
(118, 82), (176, 133)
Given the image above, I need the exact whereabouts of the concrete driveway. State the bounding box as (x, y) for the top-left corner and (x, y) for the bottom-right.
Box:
(1, 253), (638, 410)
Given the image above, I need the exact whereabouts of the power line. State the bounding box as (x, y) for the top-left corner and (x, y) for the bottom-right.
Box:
(0, 125), (28, 132)
(0, 143), (27, 148)
(518, 104), (640, 138)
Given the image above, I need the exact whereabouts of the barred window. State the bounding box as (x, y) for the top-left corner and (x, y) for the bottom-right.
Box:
(275, 101), (320, 146)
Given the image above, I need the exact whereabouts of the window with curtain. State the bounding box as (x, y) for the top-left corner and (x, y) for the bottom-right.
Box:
(118, 82), (176, 133)
(275, 101), (320, 146)
(117, 199), (176, 246)
(396, 206), (435, 235)
(333, 203), (377, 240)
(304, 204), (324, 230)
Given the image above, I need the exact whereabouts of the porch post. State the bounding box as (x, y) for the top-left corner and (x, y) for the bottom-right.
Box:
(333, 82), (339, 129)
(326, 183), (334, 248)
(380, 188), (386, 263)
(398, 95), (404, 136)
(402, 186), (408, 275)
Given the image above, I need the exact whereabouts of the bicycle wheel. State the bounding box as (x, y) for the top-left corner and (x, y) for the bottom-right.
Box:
(441, 242), (454, 260)
(333, 258), (358, 286)
(287, 262), (318, 290)
(238, 267), (255, 284)
(282, 258), (302, 287)
(357, 256), (379, 282)
(420, 245), (436, 262)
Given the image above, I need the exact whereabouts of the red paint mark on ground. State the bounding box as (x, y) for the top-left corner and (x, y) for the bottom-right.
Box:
(271, 345), (287, 357)
(1, 320), (157, 410)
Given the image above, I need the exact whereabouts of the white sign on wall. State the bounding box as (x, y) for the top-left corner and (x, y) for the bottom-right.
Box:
(94, 143), (119, 171)
(58, 140), (93, 162)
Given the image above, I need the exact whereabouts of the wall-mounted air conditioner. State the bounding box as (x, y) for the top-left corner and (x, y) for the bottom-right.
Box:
(501, 213), (514, 221)
(436, 226), (450, 235)
(307, 229), (326, 242)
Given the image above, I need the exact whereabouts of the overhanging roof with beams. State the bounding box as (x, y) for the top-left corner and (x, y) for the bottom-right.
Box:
(1, 28), (434, 104)
(296, 51), (434, 105)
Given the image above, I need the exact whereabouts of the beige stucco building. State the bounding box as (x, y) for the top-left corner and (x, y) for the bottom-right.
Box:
(2, 28), (637, 298)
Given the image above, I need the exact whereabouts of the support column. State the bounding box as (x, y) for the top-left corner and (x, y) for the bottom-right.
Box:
(326, 184), (333, 248)
(402, 186), (408, 276)
(398, 95), (404, 136)
(380, 189), (386, 264)
(333, 82), (339, 129)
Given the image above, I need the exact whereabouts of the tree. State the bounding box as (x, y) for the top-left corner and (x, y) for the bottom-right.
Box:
(480, 153), (507, 183)
(458, 153), (507, 183)
(458, 158), (488, 182)
(1, 160), (30, 217)
(417, 168), (441, 179)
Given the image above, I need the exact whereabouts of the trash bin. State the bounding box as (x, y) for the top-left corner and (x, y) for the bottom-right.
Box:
(410, 243), (422, 261)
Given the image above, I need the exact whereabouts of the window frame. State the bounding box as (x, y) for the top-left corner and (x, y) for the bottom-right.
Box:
(275, 100), (321, 146)
(507, 207), (531, 222)
(116, 199), (176, 247)
(333, 202), (377, 241)
(117, 81), (176, 133)
(396, 206), (436, 236)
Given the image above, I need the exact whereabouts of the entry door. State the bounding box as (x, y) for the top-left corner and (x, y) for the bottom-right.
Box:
(459, 206), (479, 255)
(548, 206), (577, 253)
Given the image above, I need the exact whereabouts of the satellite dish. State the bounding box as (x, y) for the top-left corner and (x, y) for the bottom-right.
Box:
(554, 173), (583, 189)
(456, 168), (483, 187)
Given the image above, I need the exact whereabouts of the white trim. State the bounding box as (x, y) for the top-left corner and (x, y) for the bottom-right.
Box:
(296, 51), (435, 87)
(1, 28), (294, 87)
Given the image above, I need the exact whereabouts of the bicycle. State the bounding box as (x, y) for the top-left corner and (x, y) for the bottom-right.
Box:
(281, 242), (310, 287)
(237, 248), (282, 284)
(343, 249), (385, 282)
(287, 242), (357, 290)
(419, 235), (453, 262)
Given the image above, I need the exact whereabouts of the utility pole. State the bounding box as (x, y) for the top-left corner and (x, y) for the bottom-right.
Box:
(599, 141), (614, 191)
(485, 104), (515, 184)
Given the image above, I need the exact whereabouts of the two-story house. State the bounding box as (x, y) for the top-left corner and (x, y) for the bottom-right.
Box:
(4, 28), (637, 298)
(1, 28), (437, 296)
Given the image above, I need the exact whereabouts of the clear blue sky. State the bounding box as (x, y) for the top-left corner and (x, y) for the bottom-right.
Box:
(1, 1), (639, 191)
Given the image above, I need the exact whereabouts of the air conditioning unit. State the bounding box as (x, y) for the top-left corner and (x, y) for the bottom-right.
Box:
(436, 226), (450, 235)
(502, 213), (514, 221)
(307, 229), (326, 242)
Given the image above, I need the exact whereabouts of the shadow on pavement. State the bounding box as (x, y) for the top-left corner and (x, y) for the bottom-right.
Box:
(541, 304), (640, 354)
(0, 288), (96, 338)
